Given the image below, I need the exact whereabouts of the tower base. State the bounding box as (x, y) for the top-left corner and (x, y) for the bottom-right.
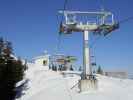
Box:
(78, 77), (98, 92)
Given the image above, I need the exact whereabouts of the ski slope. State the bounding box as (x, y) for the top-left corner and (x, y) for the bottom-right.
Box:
(20, 63), (133, 100)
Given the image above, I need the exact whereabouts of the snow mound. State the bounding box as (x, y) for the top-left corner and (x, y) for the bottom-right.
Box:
(20, 63), (133, 100)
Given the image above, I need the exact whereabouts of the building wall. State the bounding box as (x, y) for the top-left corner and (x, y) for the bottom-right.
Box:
(34, 55), (50, 70)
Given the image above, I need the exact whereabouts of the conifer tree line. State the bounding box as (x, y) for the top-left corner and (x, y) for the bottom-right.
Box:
(0, 37), (26, 100)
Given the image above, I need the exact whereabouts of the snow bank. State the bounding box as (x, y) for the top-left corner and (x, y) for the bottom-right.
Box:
(19, 63), (133, 100)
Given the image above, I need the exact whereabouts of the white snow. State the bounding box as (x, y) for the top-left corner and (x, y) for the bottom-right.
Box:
(19, 63), (133, 100)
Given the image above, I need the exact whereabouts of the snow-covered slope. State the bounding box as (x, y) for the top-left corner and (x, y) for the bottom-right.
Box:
(20, 63), (133, 100)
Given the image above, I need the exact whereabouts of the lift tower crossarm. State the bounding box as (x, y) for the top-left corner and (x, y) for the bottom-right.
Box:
(59, 10), (112, 16)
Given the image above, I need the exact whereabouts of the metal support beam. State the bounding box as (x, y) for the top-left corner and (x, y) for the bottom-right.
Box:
(83, 30), (91, 79)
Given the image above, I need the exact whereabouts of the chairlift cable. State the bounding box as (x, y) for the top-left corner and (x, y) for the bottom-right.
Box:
(56, 0), (69, 53)
(100, 0), (105, 11)
(90, 15), (133, 48)
(119, 16), (133, 24)
(61, 0), (68, 22)
(90, 36), (101, 48)
(63, 0), (68, 11)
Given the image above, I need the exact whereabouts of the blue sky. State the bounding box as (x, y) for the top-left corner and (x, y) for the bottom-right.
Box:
(0, 0), (133, 73)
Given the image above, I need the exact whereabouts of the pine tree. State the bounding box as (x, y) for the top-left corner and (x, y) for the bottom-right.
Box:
(78, 66), (82, 71)
(97, 65), (103, 75)
(70, 65), (74, 71)
(0, 37), (25, 100)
